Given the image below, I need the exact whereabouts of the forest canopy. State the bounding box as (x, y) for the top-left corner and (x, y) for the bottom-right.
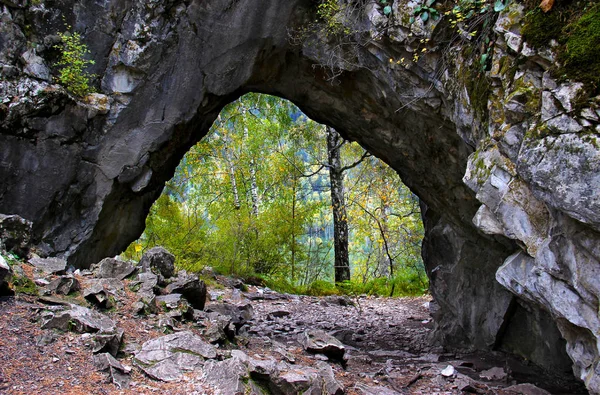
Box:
(123, 94), (427, 297)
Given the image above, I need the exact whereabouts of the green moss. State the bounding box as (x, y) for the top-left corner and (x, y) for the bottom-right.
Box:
(463, 64), (491, 118)
(522, 8), (563, 48)
(523, 2), (600, 93)
(561, 3), (600, 91)
(12, 275), (37, 295)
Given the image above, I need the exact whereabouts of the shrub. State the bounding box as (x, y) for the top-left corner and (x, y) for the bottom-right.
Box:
(54, 27), (96, 97)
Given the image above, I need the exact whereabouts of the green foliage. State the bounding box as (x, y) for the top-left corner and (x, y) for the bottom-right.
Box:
(124, 93), (429, 299)
(54, 27), (96, 97)
(411, 0), (440, 23)
(317, 0), (350, 35)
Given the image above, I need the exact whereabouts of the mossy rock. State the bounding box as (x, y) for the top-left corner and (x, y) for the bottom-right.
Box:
(12, 275), (38, 295)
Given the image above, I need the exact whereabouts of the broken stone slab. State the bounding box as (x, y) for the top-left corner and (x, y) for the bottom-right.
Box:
(139, 247), (175, 279)
(315, 361), (344, 395)
(134, 331), (217, 382)
(92, 328), (124, 356)
(164, 271), (207, 310)
(42, 304), (117, 333)
(299, 329), (346, 361)
(93, 352), (131, 389)
(205, 302), (254, 330)
(29, 257), (67, 275)
(92, 257), (135, 280)
(133, 291), (158, 315)
(203, 351), (250, 394)
(156, 293), (193, 319)
(0, 254), (13, 296)
(0, 214), (32, 257)
(83, 278), (123, 309)
(130, 271), (159, 295)
(41, 275), (80, 296)
(201, 311), (236, 343)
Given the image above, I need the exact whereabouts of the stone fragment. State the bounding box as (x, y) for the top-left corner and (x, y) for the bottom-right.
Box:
(0, 214), (32, 257)
(480, 366), (506, 381)
(29, 257), (67, 275)
(139, 247), (175, 278)
(92, 328), (124, 356)
(201, 312), (236, 343)
(83, 278), (123, 309)
(299, 329), (346, 361)
(316, 361), (344, 395)
(93, 257), (135, 280)
(553, 82), (584, 113)
(156, 293), (193, 319)
(135, 331), (217, 382)
(21, 49), (50, 81)
(41, 275), (80, 296)
(164, 271), (207, 310)
(203, 352), (249, 394)
(42, 304), (117, 334)
(93, 352), (131, 389)
(441, 365), (455, 377)
(205, 302), (254, 330)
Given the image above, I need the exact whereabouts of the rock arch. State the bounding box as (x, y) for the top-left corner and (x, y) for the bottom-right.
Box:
(1, 0), (599, 390)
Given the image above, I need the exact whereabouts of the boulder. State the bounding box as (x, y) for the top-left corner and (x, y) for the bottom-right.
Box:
(93, 257), (135, 280)
(299, 329), (346, 362)
(41, 275), (80, 296)
(29, 257), (67, 275)
(0, 214), (32, 257)
(139, 247), (175, 278)
(164, 271), (207, 310)
(134, 331), (217, 382)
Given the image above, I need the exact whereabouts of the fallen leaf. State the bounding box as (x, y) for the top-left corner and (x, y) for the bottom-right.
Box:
(540, 0), (554, 12)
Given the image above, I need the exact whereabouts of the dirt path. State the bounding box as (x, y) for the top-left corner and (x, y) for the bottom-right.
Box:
(0, 278), (587, 395)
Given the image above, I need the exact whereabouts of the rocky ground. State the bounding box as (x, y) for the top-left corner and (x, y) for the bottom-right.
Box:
(0, 248), (588, 395)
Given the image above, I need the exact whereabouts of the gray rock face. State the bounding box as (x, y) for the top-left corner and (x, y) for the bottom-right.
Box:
(1, 0), (600, 391)
(140, 247), (175, 279)
(0, 214), (32, 257)
(93, 257), (135, 280)
(134, 331), (217, 382)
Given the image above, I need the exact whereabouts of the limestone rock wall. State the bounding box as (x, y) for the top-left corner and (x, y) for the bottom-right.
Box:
(1, 0), (599, 391)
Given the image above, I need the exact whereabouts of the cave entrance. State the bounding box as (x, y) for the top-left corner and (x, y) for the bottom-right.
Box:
(122, 93), (429, 297)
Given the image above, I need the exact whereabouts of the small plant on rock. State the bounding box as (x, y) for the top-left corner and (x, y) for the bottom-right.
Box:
(54, 26), (96, 97)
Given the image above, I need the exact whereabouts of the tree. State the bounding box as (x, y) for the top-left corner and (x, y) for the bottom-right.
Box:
(325, 126), (371, 283)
